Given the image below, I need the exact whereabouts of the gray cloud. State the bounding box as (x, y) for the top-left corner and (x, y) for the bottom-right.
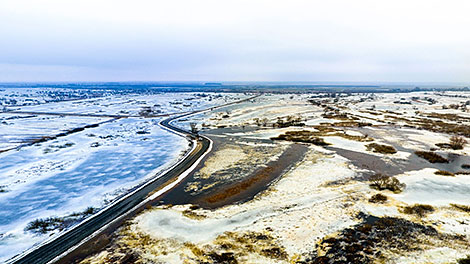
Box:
(0, 0), (469, 82)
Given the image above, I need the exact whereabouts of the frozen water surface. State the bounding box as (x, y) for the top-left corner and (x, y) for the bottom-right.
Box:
(0, 117), (188, 261)
(0, 89), (248, 261)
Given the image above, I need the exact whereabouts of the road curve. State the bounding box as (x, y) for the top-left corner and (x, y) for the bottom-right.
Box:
(7, 94), (259, 264)
(8, 114), (211, 264)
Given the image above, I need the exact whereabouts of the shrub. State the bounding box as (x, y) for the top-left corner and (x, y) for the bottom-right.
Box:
(369, 174), (406, 193)
(83, 207), (95, 215)
(403, 204), (435, 217)
(462, 164), (470, 169)
(25, 217), (64, 234)
(451, 204), (470, 213)
(307, 137), (330, 146)
(306, 214), (439, 263)
(435, 143), (452, 149)
(270, 131), (330, 146)
(366, 143), (397, 154)
(434, 170), (455, 176)
(458, 255), (470, 264)
(415, 151), (449, 163)
(369, 193), (388, 203)
(273, 115), (305, 128)
(26, 207), (97, 234)
(450, 135), (467, 150)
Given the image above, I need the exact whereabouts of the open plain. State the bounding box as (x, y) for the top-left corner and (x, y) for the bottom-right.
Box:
(78, 91), (470, 264)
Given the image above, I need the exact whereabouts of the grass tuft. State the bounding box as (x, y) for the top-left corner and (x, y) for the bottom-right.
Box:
(368, 193), (388, 203)
(458, 255), (470, 264)
(369, 174), (406, 193)
(434, 170), (455, 176)
(403, 204), (435, 217)
(415, 151), (449, 163)
(451, 204), (470, 213)
(366, 143), (397, 154)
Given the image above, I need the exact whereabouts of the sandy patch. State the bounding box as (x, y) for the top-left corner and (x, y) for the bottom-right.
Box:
(197, 145), (246, 179)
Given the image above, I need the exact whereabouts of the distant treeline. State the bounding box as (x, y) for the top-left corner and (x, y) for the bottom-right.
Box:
(0, 82), (469, 94)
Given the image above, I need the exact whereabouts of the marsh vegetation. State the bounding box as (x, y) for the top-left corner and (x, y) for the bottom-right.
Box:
(415, 151), (449, 163)
(369, 174), (405, 193)
(25, 207), (96, 234)
(365, 143), (397, 154)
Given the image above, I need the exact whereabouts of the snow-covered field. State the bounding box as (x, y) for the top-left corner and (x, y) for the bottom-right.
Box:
(0, 88), (248, 262)
(14, 92), (244, 116)
(0, 114), (110, 150)
(0, 88), (107, 107)
(82, 92), (470, 264)
(0, 117), (188, 260)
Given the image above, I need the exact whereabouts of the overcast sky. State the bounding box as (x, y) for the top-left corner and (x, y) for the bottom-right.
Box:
(1, 0), (469, 82)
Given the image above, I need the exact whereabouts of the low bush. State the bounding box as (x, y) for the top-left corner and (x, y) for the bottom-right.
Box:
(331, 121), (372, 127)
(461, 164), (470, 169)
(451, 204), (470, 213)
(435, 143), (452, 149)
(415, 151), (449, 163)
(450, 135), (467, 150)
(321, 112), (351, 120)
(25, 207), (97, 234)
(369, 193), (388, 203)
(403, 204), (435, 217)
(434, 170), (455, 176)
(458, 255), (470, 264)
(366, 143), (397, 154)
(305, 213), (440, 263)
(271, 131), (330, 146)
(369, 174), (406, 193)
(25, 217), (64, 234)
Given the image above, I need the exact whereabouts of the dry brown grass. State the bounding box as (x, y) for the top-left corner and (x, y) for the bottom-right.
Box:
(383, 112), (470, 137)
(331, 121), (373, 128)
(461, 164), (470, 169)
(369, 193), (388, 203)
(271, 131), (330, 146)
(458, 255), (470, 264)
(272, 126), (373, 145)
(450, 135), (467, 150)
(424, 112), (470, 122)
(402, 204), (435, 217)
(332, 132), (373, 142)
(415, 151), (449, 163)
(205, 166), (275, 204)
(451, 204), (470, 213)
(322, 113), (357, 121)
(434, 170), (455, 176)
(416, 119), (470, 137)
(369, 174), (406, 193)
(366, 143), (397, 154)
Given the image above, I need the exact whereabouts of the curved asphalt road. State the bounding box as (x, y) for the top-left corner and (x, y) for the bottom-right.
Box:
(8, 94), (259, 264)
(8, 114), (210, 264)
